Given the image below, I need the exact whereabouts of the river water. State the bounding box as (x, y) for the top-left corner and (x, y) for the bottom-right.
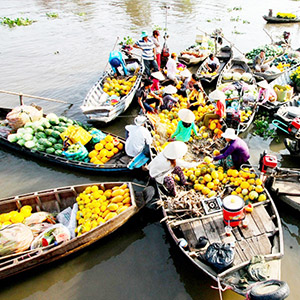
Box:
(1, 0), (300, 299)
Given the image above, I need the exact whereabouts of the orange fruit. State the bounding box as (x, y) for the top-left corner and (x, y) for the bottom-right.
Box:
(117, 143), (124, 150)
(99, 149), (108, 157)
(105, 135), (114, 143)
(105, 142), (114, 151)
(112, 147), (119, 154)
(88, 150), (98, 158)
(107, 151), (114, 158)
(95, 143), (104, 151)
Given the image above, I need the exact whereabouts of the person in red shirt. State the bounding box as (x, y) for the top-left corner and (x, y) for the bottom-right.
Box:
(202, 90), (226, 127)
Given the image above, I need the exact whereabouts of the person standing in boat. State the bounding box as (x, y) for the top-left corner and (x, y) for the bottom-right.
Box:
(152, 30), (161, 70)
(108, 51), (128, 77)
(136, 78), (163, 114)
(257, 80), (277, 103)
(205, 53), (220, 73)
(166, 52), (179, 85)
(213, 128), (250, 170)
(147, 141), (195, 196)
(125, 115), (152, 158)
(169, 109), (198, 142)
(134, 31), (159, 77)
(253, 50), (269, 72)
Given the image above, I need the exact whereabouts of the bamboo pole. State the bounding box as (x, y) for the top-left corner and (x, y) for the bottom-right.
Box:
(0, 89), (72, 106)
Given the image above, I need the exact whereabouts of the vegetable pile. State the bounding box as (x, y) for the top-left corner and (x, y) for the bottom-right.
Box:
(245, 45), (283, 61)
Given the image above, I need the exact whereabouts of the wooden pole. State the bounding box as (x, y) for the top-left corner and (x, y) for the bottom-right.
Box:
(0, 89), (71, 105)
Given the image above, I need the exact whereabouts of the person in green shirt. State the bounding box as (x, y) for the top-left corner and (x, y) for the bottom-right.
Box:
(169, 109), (198, 142)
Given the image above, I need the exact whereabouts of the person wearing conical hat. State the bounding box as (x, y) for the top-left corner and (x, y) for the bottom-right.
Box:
(213, 128), (250, 170)
(125, 115), (152, 158)
(147, 141), (197, 196)
(257, 80), (277, 104)
(161, 85), (179, 111)
(170, 109), (198, 142)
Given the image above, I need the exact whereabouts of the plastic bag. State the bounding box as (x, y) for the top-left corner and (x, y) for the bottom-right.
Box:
(63, 142), (89, 162)
(6, 105), (43, 130)
(31, 224), (71, 249)
(0, 224), (34, 256)
(57, 203), (78, 238)
(29, 222), (54, 238)
(205, 243), (235, 272)
(89, 128), (106, 144)
(24, 212), (56, 226)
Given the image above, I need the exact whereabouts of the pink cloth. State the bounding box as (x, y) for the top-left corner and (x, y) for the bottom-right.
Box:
(151, 78), (160, 91)
(156, 53), (161, 69)
(258, 87), (277, 103)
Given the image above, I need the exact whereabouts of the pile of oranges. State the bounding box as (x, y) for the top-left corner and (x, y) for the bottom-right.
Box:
(102, 76), (136, 97)
(88, 135), (124, 165)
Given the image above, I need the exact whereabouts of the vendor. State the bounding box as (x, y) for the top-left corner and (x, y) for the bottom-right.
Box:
(257, 80), (277, 103)
(161, 85), (179, 111)
(253, 50), (269, 72)
(170, 109), (198, 142)
(166, 52), (179, 85)
(108, 51), (128, 76)
(187, 84), (206, 111)
(213, 128), (250, 170)
(147, 141), (195, 196)
(125, 115), (152, 158)
(150, 71), (165, 91)
(136, 79), (163, 114)
(201, 90), (226, 127)
(205, 53), (220, 73)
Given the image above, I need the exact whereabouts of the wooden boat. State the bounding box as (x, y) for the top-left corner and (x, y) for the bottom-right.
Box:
(0, 108), (132, 173)
(257, 63), (300, 112)
(196, 47), (233, 86)
(216, 57), (258, 133)
(263, 15), (300, 23)
(81, 57), (144, 123)
(0, 182), (146, 280)
(266, 168), (300, 212)
(159, 185), (284, 297)
(178, 54), (206, 66)
(274, 97), (300, 125)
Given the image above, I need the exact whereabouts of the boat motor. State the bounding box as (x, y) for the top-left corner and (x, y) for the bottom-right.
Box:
(288, 117), (300, 139)
(258, 151), (278, 174)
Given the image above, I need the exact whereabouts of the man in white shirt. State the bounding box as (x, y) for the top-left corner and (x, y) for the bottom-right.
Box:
(166, 53), (179, 85)
(205, 53), (220, 73)
(125, 115), (152, 158)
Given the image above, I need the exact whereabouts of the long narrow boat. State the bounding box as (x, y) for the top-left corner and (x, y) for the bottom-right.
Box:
(81, 57), (144, 123)
(159, 184), (284, 297)
(274, 97), (300, 125)
(263, 15), (300, 23)
(258, 64), (300, 112)
(216, 57), (258, 133)
(196, 47), (233, 87)
(266, 168), (300, 212)
(0, 108), (132, 172)
(0, 182), (146, 280)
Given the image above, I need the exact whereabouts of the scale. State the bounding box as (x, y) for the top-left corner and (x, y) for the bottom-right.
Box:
(201, 197), (223, 215)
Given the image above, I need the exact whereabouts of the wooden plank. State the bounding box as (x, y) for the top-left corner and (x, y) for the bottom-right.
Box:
(202, 217), (222, 244)
(234, 242), (248, 262)
(251, 207), (266, 234)
(248, 237), (261, 256)
(213, 215), (236, 244)
(190, 220), (206, 240)
(256, 234), (272, 255)
(180, 223), (198, 248)
(239, 214), (261, 239)
(254, 205), (275, 233)
(274, 181), (300, 194)
(237, 239), (256, 260)
(231, 226), (242, 241)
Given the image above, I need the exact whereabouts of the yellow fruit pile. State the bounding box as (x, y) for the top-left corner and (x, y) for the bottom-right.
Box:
(102, 76), (137, 97)
(180, 162), (267, 203)
(276, 62), (291, 72)
(240, 110), (252, 123)
(75, 184), (131, 236)
(88, 135), (124, 165)
(201, 71), (217, 76)
(0, 205), (32, 227)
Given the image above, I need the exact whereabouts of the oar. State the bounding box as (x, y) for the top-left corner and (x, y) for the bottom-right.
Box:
(0, 89), (73, 108)
(263, 28), (275, 44)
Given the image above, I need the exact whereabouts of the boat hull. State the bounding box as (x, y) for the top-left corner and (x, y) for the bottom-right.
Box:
(263, 15), (300, 23)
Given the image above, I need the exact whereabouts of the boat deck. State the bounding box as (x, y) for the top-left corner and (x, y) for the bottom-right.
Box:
(180, 202), (276, 266)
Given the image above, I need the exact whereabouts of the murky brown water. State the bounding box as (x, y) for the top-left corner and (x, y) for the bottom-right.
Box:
(1, 0), (300, 299)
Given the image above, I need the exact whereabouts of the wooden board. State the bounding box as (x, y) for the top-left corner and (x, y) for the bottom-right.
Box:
(202, 217), (222, 244)
(256, 234), (272, 255)
(213, 215), (236, 244)
(181, 223), (198, 248)
(237, 239), (256, 260)
(253, 205), (275, 233)
(239, 214), (261, 239)
(274, 181), (300, 194)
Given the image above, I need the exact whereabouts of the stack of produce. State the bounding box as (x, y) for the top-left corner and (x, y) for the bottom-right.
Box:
(179, 160), (267, 203)
(88, 134), (124, 165)
(245, 44), (283, 62)
(102, 76), (137, 97)
(273, 84), (293, 102)
(222, 72), (253, 83)
(75, 184), (131, 236)
(290, 65), (300, 87)
(276, 12), (296, 19)
(272, 55), (300, 71)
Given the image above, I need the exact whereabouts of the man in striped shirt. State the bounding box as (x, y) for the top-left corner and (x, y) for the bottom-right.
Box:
(134, 31), (159, 77)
